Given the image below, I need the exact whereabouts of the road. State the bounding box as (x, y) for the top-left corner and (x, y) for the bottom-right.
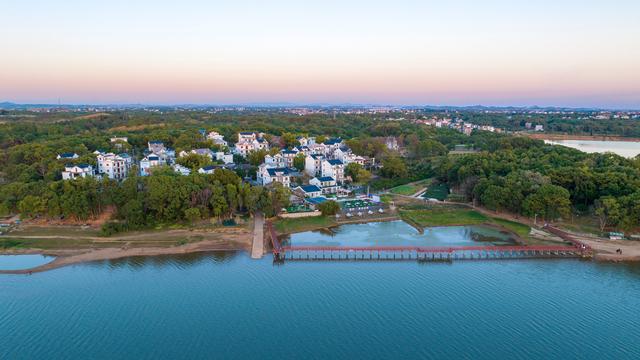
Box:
(250, 212), (264, 259)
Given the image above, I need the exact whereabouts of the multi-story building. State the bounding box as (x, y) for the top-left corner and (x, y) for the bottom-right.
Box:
(309, 176), (338, 194)
(96, 152), (132, 180)
(321, 159), (345, 184)
(234, 132), (269, 157)
(148, 140), (166, 154)
(257, 164), (293, 187)
(140, 154), (164, 176)
(304, 154), (325, 177)
(62, 164), (95, 180)
(206, 131), (228, 148)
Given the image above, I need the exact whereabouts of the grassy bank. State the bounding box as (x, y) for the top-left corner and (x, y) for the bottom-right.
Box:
(274, 216), (337, 234)
(389, 179), (431, 196)
(399, 208), (533, 241)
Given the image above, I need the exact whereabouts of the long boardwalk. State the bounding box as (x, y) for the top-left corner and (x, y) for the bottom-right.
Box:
(265, 221), (593, 263)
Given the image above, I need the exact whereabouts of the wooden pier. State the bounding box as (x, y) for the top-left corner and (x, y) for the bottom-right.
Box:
(266, 221), (593, 263)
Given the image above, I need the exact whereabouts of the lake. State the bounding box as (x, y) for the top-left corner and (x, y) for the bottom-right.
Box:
(1, 252), (640, 359)
(282, 220), (517, 247)
(0, 254), (55, 270)
(544, 139), (640, 158)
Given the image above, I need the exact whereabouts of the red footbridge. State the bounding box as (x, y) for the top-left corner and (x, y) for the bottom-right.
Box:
(266, 222), (593, 263)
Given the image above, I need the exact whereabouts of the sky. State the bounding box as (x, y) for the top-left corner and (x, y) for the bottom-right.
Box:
(2, 0), (640, 108)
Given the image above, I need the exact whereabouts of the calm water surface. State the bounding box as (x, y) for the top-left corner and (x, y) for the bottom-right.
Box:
(282, 220), (516, 247)
(0, 254), (54, 270)
(545, 139), (640, 158)
(1, 251), (640, 359)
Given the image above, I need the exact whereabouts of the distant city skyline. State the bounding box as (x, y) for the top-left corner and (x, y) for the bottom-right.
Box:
(2, 0), (640, 109)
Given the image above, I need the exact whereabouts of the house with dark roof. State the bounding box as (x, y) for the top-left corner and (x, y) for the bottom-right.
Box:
(309, 176), (338, 194)
(62, 163), (94, 180)
(294, 185), (322, 198)
(57, 152), (79, 160)
(257, 164), (293, 187)
(321, 159), (345, 184)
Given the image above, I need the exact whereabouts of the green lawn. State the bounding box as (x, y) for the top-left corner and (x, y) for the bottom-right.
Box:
(400, 208), (488, 226)
(399, 208), (532, 240)
(422, 183), (449, 201)
(274, 216), (336, 234)
(389, 179), (432, 196)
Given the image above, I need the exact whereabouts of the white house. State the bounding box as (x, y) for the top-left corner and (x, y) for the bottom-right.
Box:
(257, 164), (293, 187)
(265, 153), (286, 168)
(234, 132), (269, 157)
(179, 148), (214, 159)
(385, 137), (399, 151)
(321, 159), (345, 184)
(304, 154), (325, 177)
(57, 152), (79, 160)
(173, 164), (191, 176)
(535, 125), (544, 132)
(198, 165), (216, 175)
(309, 176), (338, 194)
(148, 140), (166, 154)
(62, 164), (94, 180)
(214, 152), (234, 164)
(140, 154), (164, 176)
(206, 131), (228, 148)
(294, 185), (322, 198)
(96, 152), (132, 180)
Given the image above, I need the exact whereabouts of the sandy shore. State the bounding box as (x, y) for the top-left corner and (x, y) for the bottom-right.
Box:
(0, 227), (252, 275)
(0, 239), (249, 275)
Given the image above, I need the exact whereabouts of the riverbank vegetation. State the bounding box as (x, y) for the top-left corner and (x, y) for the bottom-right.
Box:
(1, 109), (639, 238)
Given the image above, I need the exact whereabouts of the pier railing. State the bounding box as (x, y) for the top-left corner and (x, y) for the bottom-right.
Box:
(266, 221), (593, 263)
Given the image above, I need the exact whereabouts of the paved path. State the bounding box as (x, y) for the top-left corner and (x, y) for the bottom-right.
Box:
(251, 212), (264, 259)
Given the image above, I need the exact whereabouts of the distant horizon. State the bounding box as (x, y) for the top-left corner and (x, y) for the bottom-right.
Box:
(1, 100), (639, 112)
(2, 1), (639, 110)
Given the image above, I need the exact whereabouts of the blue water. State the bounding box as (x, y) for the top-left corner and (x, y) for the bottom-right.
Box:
(283, 221), (516, 247)
(1, 252), (640, 359)
(0, 254), (54, 270)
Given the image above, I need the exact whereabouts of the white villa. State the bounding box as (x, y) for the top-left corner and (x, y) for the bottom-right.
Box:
(304, 154), (325, 177)
(57, 152), (79, 160)
(321, 159), (345, 184)
(234, 132), (269, 157)
(140, 154), (164, 176)
(257, 164), (294, 187)
(96, 152), (132, 180)
(206, 131), (228, 148)
(294, 185), (322, 198)
(309, 176), (338, 194)
(62, 164), (95, 180)
(173, 164), (191, 176)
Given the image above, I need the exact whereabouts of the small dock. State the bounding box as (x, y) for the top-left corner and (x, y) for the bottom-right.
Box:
(266, 222), (593, 263)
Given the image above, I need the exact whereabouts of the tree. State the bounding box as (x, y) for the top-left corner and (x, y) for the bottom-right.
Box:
(18, 195), (45, 218)
(522, 184), (571, 222)
(184, 207), (201, 224)
(594, 197), (622, 233)
(318, 200), (340, 216)
(380, 156), (408, 179)
(281, 132), (298, 148)
(345, 163), (371, 184)
(247, 149), (268, 166)
(293, 153), (306, 172)
(176, 154), (213, 171)
(480, 185), (508, 212)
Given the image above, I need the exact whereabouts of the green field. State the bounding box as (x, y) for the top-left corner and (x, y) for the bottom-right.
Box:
(422, 183), (449, 201)
(389, 179), (431, 196)
(399, 208), (532, 240)
(274, 216), (336, 234)
(400, 208), (488, 226)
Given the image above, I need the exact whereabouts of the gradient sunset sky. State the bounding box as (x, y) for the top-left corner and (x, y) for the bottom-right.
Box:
(2, 0), (640, 108)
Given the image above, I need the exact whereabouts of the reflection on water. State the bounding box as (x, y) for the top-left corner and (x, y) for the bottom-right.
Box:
(84, 251), (242, 271)
(2, 253), (640, 359)
(282, 220), (516, 247)
(0, 254), (55, 270)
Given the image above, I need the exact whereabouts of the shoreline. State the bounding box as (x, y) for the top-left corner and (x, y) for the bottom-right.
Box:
(0, 239), (249, 275)
(523, 133), (640, 142)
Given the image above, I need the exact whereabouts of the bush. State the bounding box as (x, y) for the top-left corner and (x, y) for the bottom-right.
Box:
(101, 221), (129, 236)
(317, 200), (341, 216)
